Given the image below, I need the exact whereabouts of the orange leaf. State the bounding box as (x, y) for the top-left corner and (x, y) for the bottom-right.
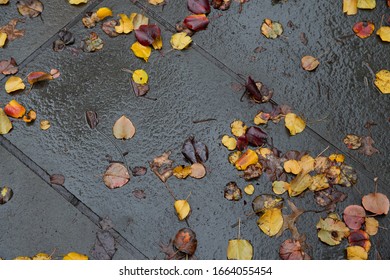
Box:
(353, 21), (375, 38)
(27, 71), (53, 85)
(22, 109), (37, 123)
(4, 99), (26, 118)
(235, 149), (258, 171)
(301, 55), (319, 71)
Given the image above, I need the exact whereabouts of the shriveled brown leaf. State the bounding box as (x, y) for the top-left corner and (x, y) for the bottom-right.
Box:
(150, 151), (173, 183)
(277, 201), (305, 239)
(16, 0), (43, 18)
(240, 163), (262, 180)
(27, 71), (53, 85)
(132, 189), (146, 199)
(50, 174), (65, 185)
(102, 20), (120, 37)
(103, 163), (130, 189)
(358, 136), (379, 156)
(0, 58), (18, 75)
(314, 188), (347, 211)
(224, 181), (242, 201)
(131, 79), (149, 97)
(86, 111), (98, 129)
(252, 194), (284, 215)
(132, 166), (147, 177)
(161, 228), (197, 260)
(0, 19), (25, 41)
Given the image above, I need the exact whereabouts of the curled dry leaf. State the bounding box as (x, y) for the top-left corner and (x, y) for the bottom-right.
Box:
(102, 20), (120, 38)
(103, 163), (130, 189)
(16, 0), (43, 18)
(353, 21), (375, 39)
(227, 239), (253, 260)
(240, 163), (262, 180)
(374, 70), (390, 94)
(27, 71), (53, 85)
(0, 58), (18, 75)
(348, 230), (371, 252)
(362, 192), (389, 215)
(86, 111), (98, 129)
(82, 32), (103, 52)
(212, 0), (232, 10)
(53, 29), (75, 51)
(0, 19), (25, 41)
(0, 186), (13, 205)
(82, 12), (100, 28)
(23, 110), (37, 123)
(224, 181), (242, 201)
(0, 109), (13, 135)
(301, 55), (319, 71)
(132, 189), (146, 199)
(358, 136), (379, 156)
(316, 213), (349, 246)
(343, 205), (366, 230)
(183, 14), (209, 31)
(40, 120), (50, 130)
(279, 239), (311, 260)
(346, 246), (368, 260)
(187, 0), (210, 14)
(150, 151), (173, 183)
(113, 115), (136, 140)
(63, 252), (89, 260)
(261, 19), (283, 39)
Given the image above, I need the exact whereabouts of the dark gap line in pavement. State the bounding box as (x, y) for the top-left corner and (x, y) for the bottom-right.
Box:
(0, 135), (148, 260)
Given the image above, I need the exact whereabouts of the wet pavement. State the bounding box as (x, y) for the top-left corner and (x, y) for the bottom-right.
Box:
(0, 0), (389, 260)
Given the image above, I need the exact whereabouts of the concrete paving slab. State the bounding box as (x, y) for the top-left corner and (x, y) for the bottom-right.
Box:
(0, 0), (389, 260)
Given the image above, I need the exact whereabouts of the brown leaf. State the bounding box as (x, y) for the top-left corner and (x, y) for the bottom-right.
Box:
(103, 163), (130, 189)
(358, 136), (379, 156)
(348, 230), (371, 252)
(0, 186), (13, 205)
(277, 200), (305, 239)
(252, 194), (284, 214)
(240, 163), (263, 180)
(150, 151), (173, 183)
(190, 163), (206, 179)
(161, 228), (197, 260)
(102, 20), (120, 37)
(86, 111), (98, 129)
(212, 0), (231, 10)
(50, 174), (65, 185)
(16, 0), (43, 18)
(362, 192), (389, 215)
(0, 58), (18, 75)
(279, 239), (311, 260)
(27, 71), (53, 85)
(301, 55), (319, 71)
(132, 189), (146, 199)
(314, 187), (347, 211)
(131, 79), (149, 97)
(224, 181), (242, 201)
(0, 19), (25, 41)
(132, 166), (147, 177)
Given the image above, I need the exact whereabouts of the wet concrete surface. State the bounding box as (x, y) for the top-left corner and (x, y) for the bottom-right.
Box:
(0, 0), (389, 259)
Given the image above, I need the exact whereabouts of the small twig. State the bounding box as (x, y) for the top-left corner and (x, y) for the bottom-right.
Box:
(237, 218), (241, 239)
(316, 146), (329, 158)
(163, 181), (177, 200)
(374, 177), (378, 193)
(192, 118), (217, 124)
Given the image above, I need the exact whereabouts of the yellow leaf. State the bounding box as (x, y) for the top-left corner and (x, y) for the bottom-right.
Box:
(221, 135), (237, 150)
(235, 149), (258, 171)
(254, 111), (270, 125)
(32, 253), (51, 260)
(231, 120), (247, 137)
(316, 213), (349, 246)
(148, 0), (164, 5)
(228, 151), (242, 165)
(115, 14), (135, 34)
(288, 172), (313, 197)
(174, 199), (190, 220)
(309, 174), (330, 191)
(357, 0), (376, 9)
(173, 165), (192, 179)
(170, 32), (192, 50)
(0, 32), (7, 47)
(40, 120), (51, 130)
(376, 27), (390, 42)
(132, 69), (148, 85)
(68, 0), (88, 5)
(244, 184), (255, 195)
(131, 41), (152, 62)
(365, 217), (379, 236)
(329, 153), (345, 163)
(63, 252), (88, 260)
(298, 155), (315, 174)
(5, 76), (26, 93)
(152, 36), (163, 50)
(96, 7), (112, 20)
(0, 109), (13, 135)
(256, 147), (272, 158)
(0, 0), (9, 4)
(227, 239), (253, 260)
(374, 69), (390, 94)
(346, 246), (368, 260)
(257, 208), (283, 236)
(261, 19), (283, 39)
(14, 256), (32, 260)
(272, 181), (289, 195)
(284, 159), (302, 174)
(113, 115), (136, 139)
(133, 14), (149, 30)
(285, 113), (306, 136)
(343, 0), (357, 15)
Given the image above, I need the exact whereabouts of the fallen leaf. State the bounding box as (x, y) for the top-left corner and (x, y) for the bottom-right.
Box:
(50, 174), (65, 185)
(224, 181), (242, 201)
(149, 0), (165, 5)
(212, 0), (232, 10)
(235, 149), (259, 171)
(343, 134), (362, 149)
(32, 253), (51, 260)
(346, 246), (368, 260)
(221, 135), (237, 150)
(376, 27), (390, 42)
(135, 24), (161, 46)
(252, 194), (284, 214)
(91, 231), (117, 260)
(102, 20), (120, 38)
(16, 0), (43, 18)
(240, 163), (262, 180)
(244, 184), (255, 195)
(254, 111), (271, 125)
(257, 208), (283, 236)
(0, 109), (13, 134)
(277, 201), (305, 239)
(50, 68), (61, 79)
(96, 7), (112, 20)
(22, 110), (36, 123)
(131, 80), (149, 97)
(245, 126), (267, 146)
(132, 69), (149, 85)
(0, 0), (9, 4)
(316, 213), (349, 245)
(27, 71), (53, 85)
(343, 205), (366, 229)
(132, 166), (147, 177)
(0, 186), (13, 204)
(112, 115), (136, 140)
(285, 113), (306, 136)
(279, 239), (311, 260)
(14, 256), (32, 260)
(187, 0), (210, 14)
(132, 14), (149, 30)
(284, 160), (301, 175)
(357, 0), (376, 9)
(244, 77), (274, 103)
(236, 135), (248, 151)
(68, 0), (88, 5)
(0, 58), (18, 75)
(4, 100), (26, 118)
(348, 230), (371, 251)
(132, 189), (146, 199)
(53, 29), (75, 51)
(353, 21), (375, 38)
(309, 174), (330, 191)
(0, 19), (25, 41)
(192, 138), (209, 163)
(343, 0), (357, 15)
(227, 239), (253, 260)
(103, 162), (130, 189)
(339, 164), (357, 187)
(288, 172), (313, 197)
(86, 111), (98, 129)
(0, 32), (6, 47)
(115, 13), (135, 34)
(152, 35), (163, 50)
(174, 199), (191, 220)
(150, 151), (173, 183)
(261, 19), (283, 39)
(358, 136), (379, 156)
(328, 153), (345, 163)
(173, 165), (192, 179)
(374, 69), (390, 94)
(231, 120), (247, 137)
(365, 217), (378, 235)
(82, 32), (103, 52)
(82, 12), (100, 28)
(161, 228), (197, 259)
(272, 181), (289, 195)
(63, 252), (88, 260)
(362, 192), (389, 215)
(298, 154), (315, 173)
(183, 14), (209, 31)
(5, 76), (25, 93)
(314, 188), (347, 211)
(228, 151), (242, 165)
(170, 32), (192, 50)
(131, 41), (152, 62)
(301, 55), (320, 71)
(190, 163), (206, 179)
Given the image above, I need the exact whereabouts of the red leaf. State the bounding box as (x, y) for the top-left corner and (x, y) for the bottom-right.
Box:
(236, 135), (248, 151)
(135, 24), (161, 46)
(187, 0), (210, 14)
(343, 205), (366, 230)
(353, 21), (375, 39)
(183, 14), (209, 31)
(245, 126), (267, 147)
